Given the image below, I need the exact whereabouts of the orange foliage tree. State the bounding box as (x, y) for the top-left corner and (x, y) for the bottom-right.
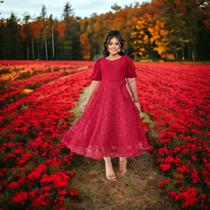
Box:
(131, 13), (171, 60)
(80, 32), (91, 60)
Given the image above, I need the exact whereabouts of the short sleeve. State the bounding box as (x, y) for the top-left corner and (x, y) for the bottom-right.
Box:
(126, 56), (137, 78)
(90, 59), (102, 81)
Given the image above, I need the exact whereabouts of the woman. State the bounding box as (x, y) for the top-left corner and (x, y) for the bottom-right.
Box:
(61, 30), (149, 182)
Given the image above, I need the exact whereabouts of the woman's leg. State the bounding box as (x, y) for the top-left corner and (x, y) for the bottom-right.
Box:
(117, 156), (127, 177)
(104, 157), (117, 181)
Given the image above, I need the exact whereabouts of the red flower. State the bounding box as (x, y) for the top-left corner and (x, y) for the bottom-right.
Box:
(181, 187), (198, 208)
(11, 191), (28, 205)
(160, 178), (171, 187)
(167, 191), (177, 198)
(177, 165), (189, 173)
(191, 155), (197, 161)
(8, 181), (19, 189)
(69, 188), (79, 196)
(28, 171), (41, 181)
(160, 138), (170, 144)
(165, 155), (175, 163)
(160, 163), (171, 171)
(146, 145), (154, 151)
(174, 157), (181, 165)
(59, 190), (67, 196)
(190, 169), (200, 184)
(178, 179), (183, 184)
(174, 146), (181, 153)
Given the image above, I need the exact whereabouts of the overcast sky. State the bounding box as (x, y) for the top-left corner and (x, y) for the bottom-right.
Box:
(0, 0), (150, 20)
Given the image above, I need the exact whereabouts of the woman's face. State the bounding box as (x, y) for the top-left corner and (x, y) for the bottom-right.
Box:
(107, 37), (121, 56)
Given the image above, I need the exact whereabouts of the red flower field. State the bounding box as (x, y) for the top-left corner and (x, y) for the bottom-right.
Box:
(0, 60), (209, 210)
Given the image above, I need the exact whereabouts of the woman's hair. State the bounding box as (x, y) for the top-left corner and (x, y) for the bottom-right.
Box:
(103, 30), (126, 56)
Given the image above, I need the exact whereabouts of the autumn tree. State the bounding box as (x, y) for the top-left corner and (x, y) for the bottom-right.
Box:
(131, 13), (170, 61)
(40, 5), (49, 60)
(20, 14), (32, 59)
(152, 0), (210, 61)
(4, 13), (22, 59)
(30, 19), (41, 59)
(194, 0), (210, 60)
(61, 2), (81, 60)
(80, 31), (91, 60)
(0, 19), (6, 59)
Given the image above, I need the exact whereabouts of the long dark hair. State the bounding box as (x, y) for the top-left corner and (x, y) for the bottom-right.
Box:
(103, 30), (126, 56)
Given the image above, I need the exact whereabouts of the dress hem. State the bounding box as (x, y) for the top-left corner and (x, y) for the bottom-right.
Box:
(62, 141), (149, 160)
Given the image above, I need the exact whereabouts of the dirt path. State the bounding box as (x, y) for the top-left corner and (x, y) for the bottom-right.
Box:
(71, 153), (180, 210)
(68, 87), (181, 210)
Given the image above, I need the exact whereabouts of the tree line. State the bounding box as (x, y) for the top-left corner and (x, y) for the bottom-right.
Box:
(0, 0), (209, 61)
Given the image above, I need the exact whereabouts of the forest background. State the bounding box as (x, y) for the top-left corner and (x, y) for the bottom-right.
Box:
(0, 0), (209, 61)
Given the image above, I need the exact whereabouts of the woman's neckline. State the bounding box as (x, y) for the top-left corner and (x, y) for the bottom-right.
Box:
(105, 55), (123, 61)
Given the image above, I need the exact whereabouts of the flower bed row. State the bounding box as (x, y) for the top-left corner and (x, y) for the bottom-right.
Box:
(0, 66), (88, 110)
(0, 62), (94, 210)
(136, 62), (210, 209)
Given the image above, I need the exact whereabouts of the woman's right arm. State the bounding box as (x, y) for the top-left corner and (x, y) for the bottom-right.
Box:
(85, 80), (101, 103)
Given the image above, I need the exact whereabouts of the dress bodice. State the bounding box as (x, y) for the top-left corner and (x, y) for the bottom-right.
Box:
(90, 55), (137, 83)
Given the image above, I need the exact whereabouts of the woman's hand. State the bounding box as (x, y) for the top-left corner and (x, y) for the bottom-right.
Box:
(80, 100), (89, 112)
(134, 101), (141, 113)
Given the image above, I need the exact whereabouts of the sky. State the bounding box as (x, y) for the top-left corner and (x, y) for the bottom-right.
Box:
(0, 0), (150, 20)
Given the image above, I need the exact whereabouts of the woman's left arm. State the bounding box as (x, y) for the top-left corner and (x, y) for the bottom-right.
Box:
(126, 78), (142, 113)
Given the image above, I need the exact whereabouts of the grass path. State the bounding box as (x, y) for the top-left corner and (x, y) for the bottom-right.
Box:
(67, 86), (181, 210)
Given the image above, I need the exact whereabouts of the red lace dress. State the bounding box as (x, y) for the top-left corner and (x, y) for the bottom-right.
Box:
(61, 55), (149, 159)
